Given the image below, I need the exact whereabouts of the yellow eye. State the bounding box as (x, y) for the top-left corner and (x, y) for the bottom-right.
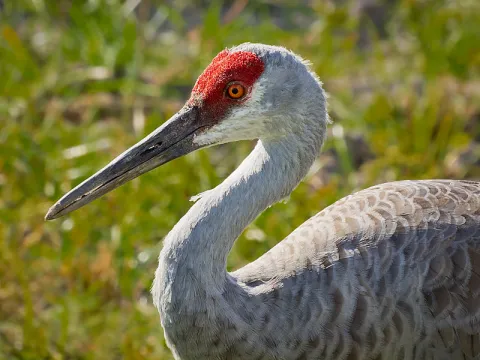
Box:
(226, 83), (245, 99)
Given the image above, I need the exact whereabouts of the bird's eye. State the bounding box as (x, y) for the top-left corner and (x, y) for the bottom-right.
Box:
(226, 83), (245, 99)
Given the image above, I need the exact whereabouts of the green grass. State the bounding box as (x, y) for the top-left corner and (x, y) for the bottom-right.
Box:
(1, 0), (479, 359)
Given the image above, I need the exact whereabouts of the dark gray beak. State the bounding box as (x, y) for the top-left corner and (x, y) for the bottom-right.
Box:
(45, 106), (206, 220)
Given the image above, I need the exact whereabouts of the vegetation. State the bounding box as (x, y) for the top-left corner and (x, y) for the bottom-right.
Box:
(1, 0), (479, 358)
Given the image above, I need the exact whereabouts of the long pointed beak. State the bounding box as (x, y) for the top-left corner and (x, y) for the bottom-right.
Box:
(45, 106), (206, 220)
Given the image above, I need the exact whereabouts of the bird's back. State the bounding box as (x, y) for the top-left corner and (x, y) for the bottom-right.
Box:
(232, 180), (480, 359)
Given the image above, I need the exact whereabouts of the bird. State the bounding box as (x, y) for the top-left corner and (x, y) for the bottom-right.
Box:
(45, 43), (480, 360)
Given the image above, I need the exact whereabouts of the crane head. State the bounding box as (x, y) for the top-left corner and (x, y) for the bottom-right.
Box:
(45, 43), (327, 220)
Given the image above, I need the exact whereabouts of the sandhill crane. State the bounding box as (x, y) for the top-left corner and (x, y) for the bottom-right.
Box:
(46, 43), (480, 360)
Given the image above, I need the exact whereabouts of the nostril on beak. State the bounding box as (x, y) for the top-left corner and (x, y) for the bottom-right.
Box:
(145, 142), (163, 153)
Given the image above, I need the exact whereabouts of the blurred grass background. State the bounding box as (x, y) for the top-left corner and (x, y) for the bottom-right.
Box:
(0, 0), (479, 359)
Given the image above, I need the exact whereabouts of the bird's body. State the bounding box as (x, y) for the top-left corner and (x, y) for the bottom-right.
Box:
(155, 158), (480, 359)
(47, 44), (480, 359)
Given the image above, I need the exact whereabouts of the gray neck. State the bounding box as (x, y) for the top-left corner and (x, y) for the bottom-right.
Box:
(153, 128), (324, 312)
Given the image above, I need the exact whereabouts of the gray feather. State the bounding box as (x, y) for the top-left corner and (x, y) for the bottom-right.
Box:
(151, 44), (480, 360)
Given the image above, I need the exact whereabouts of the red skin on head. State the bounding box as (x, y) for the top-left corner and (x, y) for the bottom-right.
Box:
(188, 50), (265, 125)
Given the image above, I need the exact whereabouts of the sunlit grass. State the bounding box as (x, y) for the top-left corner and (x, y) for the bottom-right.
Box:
(1, 0), (479, 358)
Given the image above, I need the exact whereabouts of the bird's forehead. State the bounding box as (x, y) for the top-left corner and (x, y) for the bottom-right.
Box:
(190, 50), (265, 103)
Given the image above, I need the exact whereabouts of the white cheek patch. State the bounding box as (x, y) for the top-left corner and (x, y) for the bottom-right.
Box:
(193, 82), (268, 146)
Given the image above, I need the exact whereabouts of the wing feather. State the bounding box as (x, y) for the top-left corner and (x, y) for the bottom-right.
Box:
(233, 180), (480, 358)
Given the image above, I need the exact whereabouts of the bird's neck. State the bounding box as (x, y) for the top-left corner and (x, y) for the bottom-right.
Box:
(152, 132), (323, 320)
(153, 131), (323, 312)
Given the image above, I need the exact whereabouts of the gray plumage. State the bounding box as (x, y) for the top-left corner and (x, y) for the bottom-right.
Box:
(150, 44), (480, 359)
(45, 43), (480, 359)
